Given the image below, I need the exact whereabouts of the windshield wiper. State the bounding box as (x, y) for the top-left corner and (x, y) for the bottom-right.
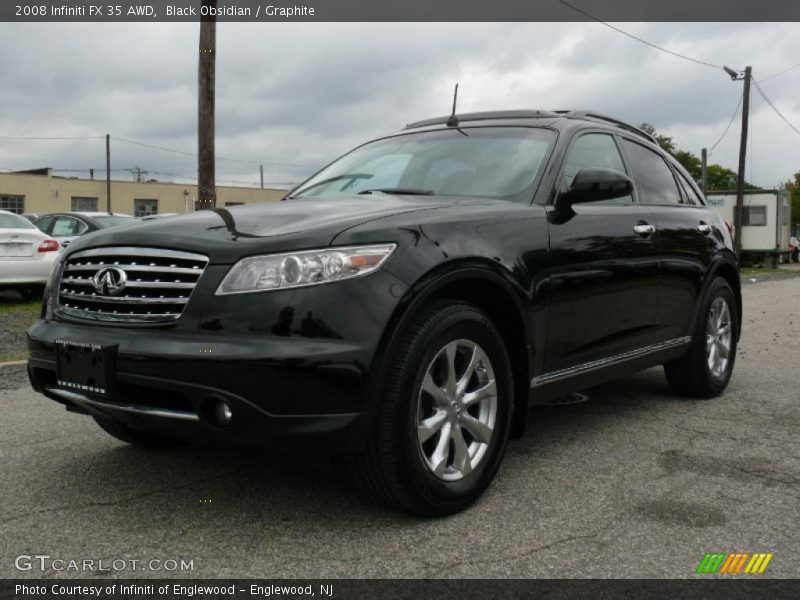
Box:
(358, 188), (435, 196)
(287, 173), (374, 199)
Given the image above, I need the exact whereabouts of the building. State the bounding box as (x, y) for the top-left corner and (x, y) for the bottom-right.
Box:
(0, 168), (285, 216)
(706, 189), (792, 265)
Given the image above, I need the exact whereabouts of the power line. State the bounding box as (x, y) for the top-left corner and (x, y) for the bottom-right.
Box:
(111, 135), (319, 169)
(708, 93), (743, 156)
(759, 62), (800, 84)
(553, 0), (725, 70)
(753, 80), (800, 137)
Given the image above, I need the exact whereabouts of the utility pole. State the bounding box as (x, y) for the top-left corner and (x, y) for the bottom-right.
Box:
(197, 0), (217, 210)
(260, 164), (264, 189)
(105, 133), (112, 214)
(733, 66), (752, 257)
(701, 147), (708, 196)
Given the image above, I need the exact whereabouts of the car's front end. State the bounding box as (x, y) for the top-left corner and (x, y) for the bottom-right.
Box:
(26, 201), (426, 450)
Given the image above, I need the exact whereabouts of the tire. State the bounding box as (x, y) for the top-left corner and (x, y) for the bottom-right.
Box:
(352, 301), (514, 516)
(19, 285), (45, 300)
(664, 277), (738, 398)
(93, 417), (181, 448)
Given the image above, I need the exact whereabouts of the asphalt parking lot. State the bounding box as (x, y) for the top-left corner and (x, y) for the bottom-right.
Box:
(1, 278), (798, 579)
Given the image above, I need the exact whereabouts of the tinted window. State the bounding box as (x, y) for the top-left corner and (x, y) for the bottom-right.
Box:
(675, 170), (704, 205)
(291, 127), (555, 202)
(621, 140), (682, 205)
(562, 134), (632, 204)
(33, 216), (54, 233)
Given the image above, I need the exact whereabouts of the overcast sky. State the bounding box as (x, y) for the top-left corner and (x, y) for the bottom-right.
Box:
(1, 22), (798, 189)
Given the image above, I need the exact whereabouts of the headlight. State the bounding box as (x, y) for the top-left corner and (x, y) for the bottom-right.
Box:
(216, 244), (396, 295)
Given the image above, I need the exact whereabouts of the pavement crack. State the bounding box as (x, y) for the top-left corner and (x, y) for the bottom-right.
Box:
(0, 467), (253, 526)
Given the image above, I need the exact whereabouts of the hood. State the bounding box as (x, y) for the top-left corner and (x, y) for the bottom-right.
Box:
(63, 195), (484, 263)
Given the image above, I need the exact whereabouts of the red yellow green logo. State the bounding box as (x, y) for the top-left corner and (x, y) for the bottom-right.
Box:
(696, 552), (773, 574)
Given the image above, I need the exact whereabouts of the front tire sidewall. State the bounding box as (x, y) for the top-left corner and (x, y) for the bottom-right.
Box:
(399, 310), (513, 511)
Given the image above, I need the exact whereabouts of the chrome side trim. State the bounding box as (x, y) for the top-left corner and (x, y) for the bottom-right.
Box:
(45, 387), (199, 421)
(531, 336), (692, 388)
(68, 247), (209, 262)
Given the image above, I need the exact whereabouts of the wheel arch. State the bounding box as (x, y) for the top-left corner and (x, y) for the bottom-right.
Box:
(696, 253), (742, 340)
(371, 260), (533, 440)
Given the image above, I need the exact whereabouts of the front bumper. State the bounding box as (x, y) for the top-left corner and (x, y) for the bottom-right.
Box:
(27, 269), (409, 450)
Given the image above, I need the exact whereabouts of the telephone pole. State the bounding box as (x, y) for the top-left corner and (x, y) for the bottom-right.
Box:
(700, 147), (708, 196)
(733, 65), (752, 257)
(105, 133), (112, 214)
(197, 0), (217, 210)
(260, 164), (264, 189)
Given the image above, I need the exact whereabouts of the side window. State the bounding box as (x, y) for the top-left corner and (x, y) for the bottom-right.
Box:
(34, 216), (54, 234)
(561, 134), (633, 204)
(621, 139), (682, 205)
(675, 170), (704, 206)
(51, 217), (87, 237)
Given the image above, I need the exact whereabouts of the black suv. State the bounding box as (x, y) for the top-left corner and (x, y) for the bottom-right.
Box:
(27, 110), (741, 515)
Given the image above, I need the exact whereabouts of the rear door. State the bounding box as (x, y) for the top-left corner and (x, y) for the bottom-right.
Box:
(545, 132), (660, 373)
(50, 216), (88, 248)
(618, 138), (714, 342)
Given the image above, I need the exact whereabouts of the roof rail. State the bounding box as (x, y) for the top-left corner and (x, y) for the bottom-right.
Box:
(404, 109), (559, 130)
(554, 110), (658, 144)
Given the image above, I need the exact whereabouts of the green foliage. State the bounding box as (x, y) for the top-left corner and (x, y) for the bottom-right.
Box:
(784, 171), (800, 227)
(638, 123), (758, 191)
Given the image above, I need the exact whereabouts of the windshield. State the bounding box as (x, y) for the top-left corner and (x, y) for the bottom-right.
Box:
(93, 215), (135, 229)
(0, 213), (34, 229)
(291, 127), (555, 201)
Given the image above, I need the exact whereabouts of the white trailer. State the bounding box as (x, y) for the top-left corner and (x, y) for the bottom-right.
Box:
(706, 189), (792, 264)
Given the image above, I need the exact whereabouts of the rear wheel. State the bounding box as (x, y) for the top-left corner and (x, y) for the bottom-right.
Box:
(93, 417), (181, 448)
(353, 301), (514, 516)
(664, 277), (738, 398)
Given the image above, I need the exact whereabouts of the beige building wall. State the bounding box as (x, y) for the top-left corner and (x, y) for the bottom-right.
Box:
(0, 169), (285, 216)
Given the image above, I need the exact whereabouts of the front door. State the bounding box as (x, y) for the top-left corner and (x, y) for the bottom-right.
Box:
(545, 132), (660, 373)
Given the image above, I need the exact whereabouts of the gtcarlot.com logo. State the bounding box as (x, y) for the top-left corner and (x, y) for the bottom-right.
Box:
(15, 554), (194, 572)
(696, 552), (773, 574)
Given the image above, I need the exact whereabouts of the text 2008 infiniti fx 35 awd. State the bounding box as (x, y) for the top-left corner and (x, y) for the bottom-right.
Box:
(27, 110), (741, 515)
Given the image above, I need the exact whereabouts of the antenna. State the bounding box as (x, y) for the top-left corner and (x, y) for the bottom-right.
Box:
(446, 83), (459, 126)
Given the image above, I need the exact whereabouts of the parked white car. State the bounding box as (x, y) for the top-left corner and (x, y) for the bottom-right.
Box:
(0, 210), (61, 298)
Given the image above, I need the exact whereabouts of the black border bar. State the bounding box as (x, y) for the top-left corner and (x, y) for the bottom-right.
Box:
(3, 0), (800, 22)
(2, 579), (800, 600)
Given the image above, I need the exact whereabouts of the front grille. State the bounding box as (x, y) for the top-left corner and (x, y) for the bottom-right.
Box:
(56, 247), (209, 323)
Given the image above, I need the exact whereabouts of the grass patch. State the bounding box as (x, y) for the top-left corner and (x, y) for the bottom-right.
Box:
(0, 298), (41, 314)
(740, 267), (793, 278)
(0, 353), (27, 363)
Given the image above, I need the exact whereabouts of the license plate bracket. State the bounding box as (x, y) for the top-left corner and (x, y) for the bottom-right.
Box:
(55, 340), (117, 396)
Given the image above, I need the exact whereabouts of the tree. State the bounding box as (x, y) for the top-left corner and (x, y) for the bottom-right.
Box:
(785, 171), (800, 232)
(639, 122), (676, 155)
(639, 123), (759, 191)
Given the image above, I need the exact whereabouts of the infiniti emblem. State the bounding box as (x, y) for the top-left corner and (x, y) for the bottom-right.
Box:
(92, 267), (128, 296)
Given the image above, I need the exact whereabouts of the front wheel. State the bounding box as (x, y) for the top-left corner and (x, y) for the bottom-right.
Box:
(664, 277), (738, 398)
(353, 301), (514, 516)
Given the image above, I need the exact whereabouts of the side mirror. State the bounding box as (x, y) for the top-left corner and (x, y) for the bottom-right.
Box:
(559, 168), (633, 205)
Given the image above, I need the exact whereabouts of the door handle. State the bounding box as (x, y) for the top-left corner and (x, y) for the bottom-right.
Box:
(698, 222), (712, 234)
(633, 223), (656, 237)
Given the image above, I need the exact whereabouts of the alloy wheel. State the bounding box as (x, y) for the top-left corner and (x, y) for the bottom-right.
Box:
(416, 339), (498, 482)
(706, 297), (732, 379)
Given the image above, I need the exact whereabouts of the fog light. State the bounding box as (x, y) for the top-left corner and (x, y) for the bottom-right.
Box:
(213, 400), (233, 425)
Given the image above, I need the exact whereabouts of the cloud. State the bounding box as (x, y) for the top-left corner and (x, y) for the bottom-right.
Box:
(0, 22), (798, 188)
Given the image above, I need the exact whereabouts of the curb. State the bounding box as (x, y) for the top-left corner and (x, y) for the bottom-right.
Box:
(0, 360), (26, 367)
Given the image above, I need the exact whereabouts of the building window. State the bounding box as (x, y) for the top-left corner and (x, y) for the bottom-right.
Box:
(224, 202), (244, 207)
(134, 199), (158, 217)
(743, 205), (767, 226)
(71, 197), (98, 212)
(0, 195), (25, 214)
